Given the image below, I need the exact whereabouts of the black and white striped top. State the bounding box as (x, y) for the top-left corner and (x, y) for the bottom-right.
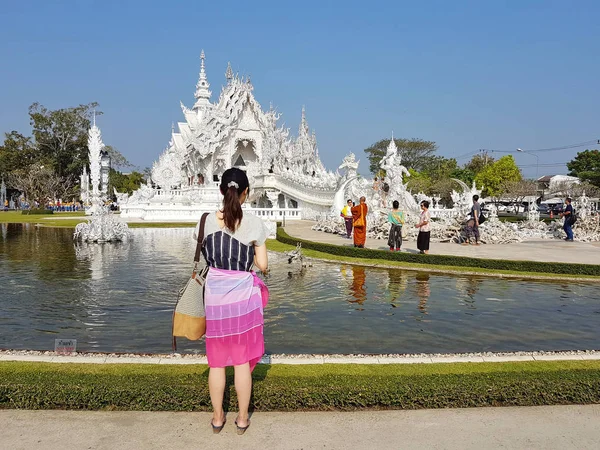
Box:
(194, 212), (269, 272)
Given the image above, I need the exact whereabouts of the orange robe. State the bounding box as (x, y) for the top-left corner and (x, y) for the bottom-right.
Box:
(351, 203), (368, 247)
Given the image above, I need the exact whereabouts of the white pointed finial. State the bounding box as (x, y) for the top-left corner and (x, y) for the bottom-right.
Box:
(225, 62), (233, 83)
(200, 50), (206, 73)
(194, 50), (212, 109)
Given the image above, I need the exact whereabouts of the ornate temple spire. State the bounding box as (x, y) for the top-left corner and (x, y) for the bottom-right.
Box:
(193, 50), (212, 109)
(299, 106), (309, 136)
(225, 62), (233, 84)
(387, 133), (398, 153)
(87, 120), (105, 210)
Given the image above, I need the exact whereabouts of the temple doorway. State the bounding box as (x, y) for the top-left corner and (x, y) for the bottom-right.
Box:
(232, 139), (257, 170)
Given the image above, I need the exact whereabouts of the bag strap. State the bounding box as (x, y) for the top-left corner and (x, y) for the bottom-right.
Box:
(194, 212), (209, 263)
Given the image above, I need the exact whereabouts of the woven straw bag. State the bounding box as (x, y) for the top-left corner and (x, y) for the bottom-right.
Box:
(172, 212), (209, 350)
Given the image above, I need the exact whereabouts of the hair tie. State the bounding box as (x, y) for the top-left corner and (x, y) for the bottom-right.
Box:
(227, 181), (239, 189)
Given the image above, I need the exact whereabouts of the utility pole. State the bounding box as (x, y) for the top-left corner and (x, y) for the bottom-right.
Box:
(479, 149), (489, 166)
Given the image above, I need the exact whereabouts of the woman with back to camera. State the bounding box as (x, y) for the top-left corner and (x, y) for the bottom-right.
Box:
(195, 167), (269, 435)
(387, 200), (405, 251)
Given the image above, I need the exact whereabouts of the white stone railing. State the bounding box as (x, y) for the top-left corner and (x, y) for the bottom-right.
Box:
(120, 202), (302, 222)
(253, 174), (336, 206)
(429, 208), (460, 219)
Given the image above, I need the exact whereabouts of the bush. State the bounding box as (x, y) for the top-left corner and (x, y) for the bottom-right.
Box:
(276, 228), (600, 276)
(1, 361), (599, 411)
(21, 209), (53, 215)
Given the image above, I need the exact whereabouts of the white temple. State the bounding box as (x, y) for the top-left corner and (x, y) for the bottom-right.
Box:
(118, 51), (341, 222)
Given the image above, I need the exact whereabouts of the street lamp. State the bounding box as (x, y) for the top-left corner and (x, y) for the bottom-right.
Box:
(516, 148), (539, 180)
(517, 148), (540, 198)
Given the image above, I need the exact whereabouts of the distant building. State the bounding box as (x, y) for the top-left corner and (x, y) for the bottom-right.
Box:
(536, 175), (579, 198)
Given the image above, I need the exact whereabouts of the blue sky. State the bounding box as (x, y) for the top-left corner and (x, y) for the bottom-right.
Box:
(1, 0), (598, 178)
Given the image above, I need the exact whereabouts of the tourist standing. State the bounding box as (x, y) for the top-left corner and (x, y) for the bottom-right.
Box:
(381, 178), (389, 207)
(372, 176), (381, 192)
(351, 196), (368, 248)
(464, 194), (481, 245)
(415, 200), (431, 254)
(387, 200), (405, 251)
(196, 167), (270, 435)
(340, 199), (353, 239)
(562, 197), (574, 241)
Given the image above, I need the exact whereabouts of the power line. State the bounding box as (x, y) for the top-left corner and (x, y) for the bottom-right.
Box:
(526, 140), (599, 153)
(452, 139), (599, 161)
(518, 163), (568, 168)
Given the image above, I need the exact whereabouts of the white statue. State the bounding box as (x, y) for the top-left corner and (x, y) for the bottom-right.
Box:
(74, 121), (130, 243)
(380, 137), (417, 212)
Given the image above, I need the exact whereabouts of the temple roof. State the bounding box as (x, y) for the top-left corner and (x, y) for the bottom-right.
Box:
(152, 52), (337, 190)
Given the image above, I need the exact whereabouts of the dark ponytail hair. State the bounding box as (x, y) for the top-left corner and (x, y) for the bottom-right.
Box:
(220, 168), (250, 231)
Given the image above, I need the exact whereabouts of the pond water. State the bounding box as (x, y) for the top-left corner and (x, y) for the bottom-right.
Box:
(1, 223), (599, 355)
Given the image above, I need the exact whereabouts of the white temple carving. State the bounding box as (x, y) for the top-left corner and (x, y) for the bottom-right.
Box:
(119, 51), (340, 222)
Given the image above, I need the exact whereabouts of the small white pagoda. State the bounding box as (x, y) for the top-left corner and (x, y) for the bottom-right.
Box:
(118, 51), (341, 222)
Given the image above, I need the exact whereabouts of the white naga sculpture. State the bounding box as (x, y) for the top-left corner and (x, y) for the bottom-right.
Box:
(75, 120), (130, 243)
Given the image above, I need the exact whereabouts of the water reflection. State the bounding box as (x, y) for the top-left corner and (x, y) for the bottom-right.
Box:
(1, 225), (600, 355)
(0, 223), (89, 281)
(349, 266), (367, 308)
(387, 270), (407, 307)
(456, 277), (482, 310)
(416, 273), (430, 317)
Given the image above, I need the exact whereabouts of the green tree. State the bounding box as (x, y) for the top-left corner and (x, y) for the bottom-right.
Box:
(405, 168), (432, 194)
(0, 131), (37, 180)
(421, 156), (458, 180)
(474, 155), (522, 198)
(364, 138), (438, 175)
(104, 145), (133, 171)
(7, 164), (71, 206)
(567, 149), (600, 187)
(449, 167), (476, 185)
(465, 153), (495, 174)
(28, 102), (99, 182)
(109, 169), (145, 195)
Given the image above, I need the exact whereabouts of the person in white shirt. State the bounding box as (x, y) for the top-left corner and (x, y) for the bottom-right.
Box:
(415, 200), (431, 254)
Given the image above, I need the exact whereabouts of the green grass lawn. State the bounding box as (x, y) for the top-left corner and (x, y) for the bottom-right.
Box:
(266, 239), (600, 281)
(1, 359), (599, 411)
(0, 211), (196, 228)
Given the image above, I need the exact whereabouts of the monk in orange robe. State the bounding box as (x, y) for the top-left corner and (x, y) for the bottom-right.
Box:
(351, 196), (368, 248)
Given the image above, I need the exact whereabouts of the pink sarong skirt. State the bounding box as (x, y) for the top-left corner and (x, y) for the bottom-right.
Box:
(204, 268), (269, 371)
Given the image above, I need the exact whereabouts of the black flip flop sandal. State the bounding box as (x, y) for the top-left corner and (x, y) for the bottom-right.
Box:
(211, 419), (226, 434)
(235, 419), (250, 435)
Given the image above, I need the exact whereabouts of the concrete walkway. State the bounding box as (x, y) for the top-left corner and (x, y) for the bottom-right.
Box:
(2, 406), (599, 450)
(285, 220), (600, 265)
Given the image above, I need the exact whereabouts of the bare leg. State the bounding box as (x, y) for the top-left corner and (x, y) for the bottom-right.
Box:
(208, 367), (226, 426)
(233, 363), (252, 427)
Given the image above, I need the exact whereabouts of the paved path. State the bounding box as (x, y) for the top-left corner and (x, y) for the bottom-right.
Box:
(284, 220), (600, 265)
(2, 406), (599, 450)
